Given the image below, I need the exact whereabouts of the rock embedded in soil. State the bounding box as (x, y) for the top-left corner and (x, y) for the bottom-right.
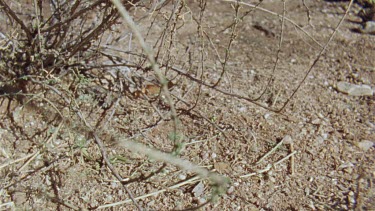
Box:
(356, 140), (374, 151)
(336, 81), (373, 96)
(192, 181), (204, 198)
(360, 21), (375, 34)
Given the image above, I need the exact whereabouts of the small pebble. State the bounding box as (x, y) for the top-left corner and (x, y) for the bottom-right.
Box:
(111, 182), (118, 188)
(337, 81), (373, 96)
(360, 21), (375, 35)
(312, 119), (320, 124)
(356, 140), (374, 151)
(178, 174), (187, 180)
(283, 135), (293, 144)
(198, 197), (207, 204)
(227, 186), (235, 194)
(192, 182), (204, 198)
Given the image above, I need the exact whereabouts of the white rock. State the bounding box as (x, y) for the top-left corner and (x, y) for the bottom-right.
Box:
(192, 182), (205, 198)
(198, 197), (207, 204)
(312, 119), (321, 124)
(283, 135), (293, 144)
(356, 140), (374, 151)
(227, 186), (235, 194)
(348, 84), (373, 96)
(337, 81), (373, 96)
(178, 174), (187, 180)
(339, 162), (354, 169)
(336, 81), (353, 93)
(360, 21), (375, 35)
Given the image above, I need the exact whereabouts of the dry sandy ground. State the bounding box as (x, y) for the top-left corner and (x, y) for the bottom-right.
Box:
(0, 0), (374, 210)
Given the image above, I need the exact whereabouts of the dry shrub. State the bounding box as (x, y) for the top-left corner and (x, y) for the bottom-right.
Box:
(0, 0), (230, 209)
(0, 0), (359, 210)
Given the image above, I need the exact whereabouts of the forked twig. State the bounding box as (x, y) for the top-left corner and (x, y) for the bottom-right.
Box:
(0, 0), (33, 41)
(256, 138), (285, 165)
(302, 0), (314, 29)
(278, 0), (354, 112)
(240, 151), (297, 178)
(223, 0), (323, 48)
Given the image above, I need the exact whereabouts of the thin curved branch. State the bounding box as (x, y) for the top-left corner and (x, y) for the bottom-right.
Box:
(223, 0), (323, 48)
(0, 0), (33, 41)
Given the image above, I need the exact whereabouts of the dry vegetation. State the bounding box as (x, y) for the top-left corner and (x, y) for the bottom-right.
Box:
(0, 0), (374, 210)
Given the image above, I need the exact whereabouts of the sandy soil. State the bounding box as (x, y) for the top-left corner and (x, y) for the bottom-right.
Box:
(0, 0), (374, 210)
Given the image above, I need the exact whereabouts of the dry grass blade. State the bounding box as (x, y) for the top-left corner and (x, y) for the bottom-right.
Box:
(97, 176), (201, 209)
(0, 154), (34, 170)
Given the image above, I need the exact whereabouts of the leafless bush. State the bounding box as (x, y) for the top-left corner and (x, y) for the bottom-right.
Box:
(0, 0), (230, 209)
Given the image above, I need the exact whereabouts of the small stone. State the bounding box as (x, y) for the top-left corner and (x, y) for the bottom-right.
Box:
(312, 119), (320, 124)
(316, 136), (324, 144)
(111, 182), (118, 188)
(356, 140), (374, 151)
(269, 176), (276, 183)
(348, 191), (356, 205)
(348, 85), (373, 96)
(336, 81), (373, 96)
(339, 162), (354, 169)
(198, 197), (207, 204)
(214, 162), (232, 174)
(227, 186), (235, 194)
(192, 182), (205, 198)
(105, 194), (113, 202)
(283, 135), (293, 144)
(201, 152), (209, 160)
(147, 200), (155, 207)
(12, 107), (23, 123)
(344, 168), (353, 174)
(305, 187), (310, 196)
(360, 21), (375, 35)
(178, 174), (187, 180)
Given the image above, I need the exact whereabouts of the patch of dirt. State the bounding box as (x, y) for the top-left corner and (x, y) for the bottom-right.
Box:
(1, 0), (374, 210)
